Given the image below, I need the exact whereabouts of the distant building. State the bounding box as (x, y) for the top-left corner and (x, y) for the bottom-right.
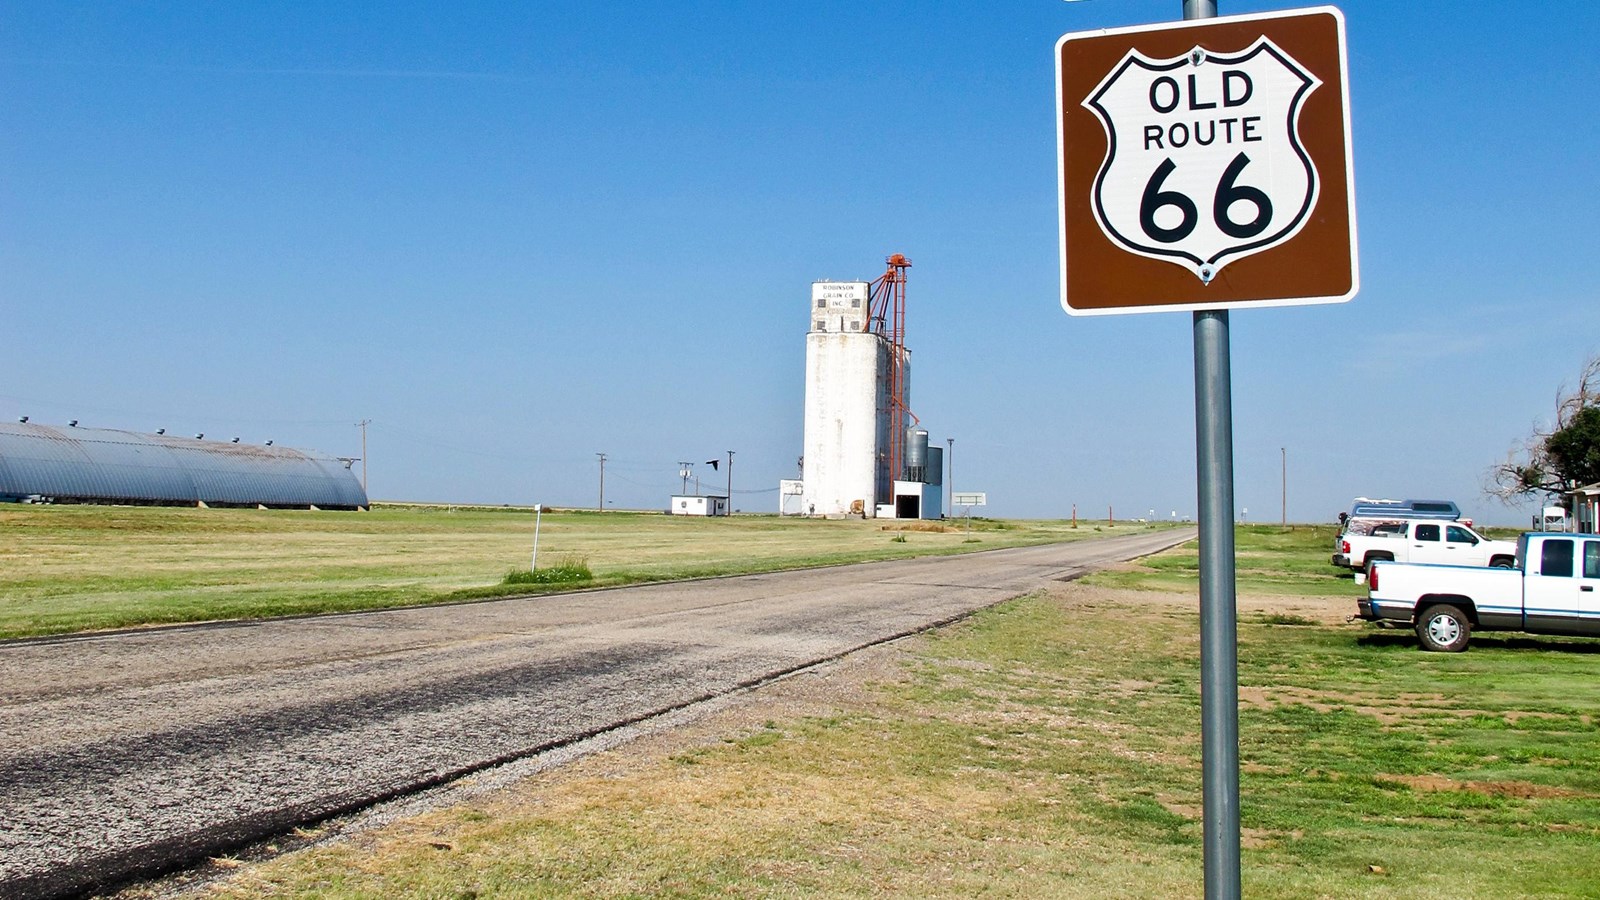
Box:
(670, 494), (728, 517)
(0, 421), (368, 509)
(802, 280), (898, 518)
(778, 479), (805, 516)
(1568, 486), (1600, 533)
(798, 271), (942, 519)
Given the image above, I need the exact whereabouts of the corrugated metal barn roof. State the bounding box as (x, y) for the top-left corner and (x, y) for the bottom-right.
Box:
(0, 422), (368, 509)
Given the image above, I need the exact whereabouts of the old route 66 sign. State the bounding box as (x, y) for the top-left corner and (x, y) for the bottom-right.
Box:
(1055, 8), (1356, 315)
(1085, 38), (1319, 284)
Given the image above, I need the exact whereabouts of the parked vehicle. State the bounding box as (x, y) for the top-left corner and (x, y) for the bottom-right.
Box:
(1333, 519), (1517, 573)
(1346, 498), (1461, 521)
(1537, 506), (1569, 531)
(1360, 532), (1600, 650)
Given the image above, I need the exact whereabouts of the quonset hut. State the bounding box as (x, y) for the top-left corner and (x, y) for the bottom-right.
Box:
(0, 421), (368, 509)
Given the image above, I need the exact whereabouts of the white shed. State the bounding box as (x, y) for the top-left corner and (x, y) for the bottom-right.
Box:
(779, 480), (806, 516)
(671, 495), (728, 517)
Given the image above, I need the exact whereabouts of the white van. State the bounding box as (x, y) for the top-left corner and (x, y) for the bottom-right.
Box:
(1539, 506), (1569, 531)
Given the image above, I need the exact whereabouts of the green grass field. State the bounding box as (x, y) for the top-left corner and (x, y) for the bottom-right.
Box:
(210, 527), (1600, 899)
(0, 503), (1169, 639)
(1083, 523), (1363, 597)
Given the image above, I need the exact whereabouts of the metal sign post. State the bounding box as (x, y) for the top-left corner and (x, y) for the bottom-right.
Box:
(1056, 6), (1355, 897)
(1194, 310), (1241, 900)
(1187, 3), (1239, 894)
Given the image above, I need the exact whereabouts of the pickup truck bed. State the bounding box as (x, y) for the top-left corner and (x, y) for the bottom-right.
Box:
(1359, 565), (1524, 628)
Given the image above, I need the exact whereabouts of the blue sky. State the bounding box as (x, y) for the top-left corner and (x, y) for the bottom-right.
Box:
(3, 1), (1597, 524)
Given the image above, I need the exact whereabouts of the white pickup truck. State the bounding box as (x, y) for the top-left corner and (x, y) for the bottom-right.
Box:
(1333, 519), (1517, 574)
(1360, 532), (1600, 651)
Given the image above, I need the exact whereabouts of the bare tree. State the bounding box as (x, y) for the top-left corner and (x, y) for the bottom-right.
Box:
(1487, 355), (1600, 502)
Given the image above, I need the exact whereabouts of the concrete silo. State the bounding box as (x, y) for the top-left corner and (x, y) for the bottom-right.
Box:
(800, 255), (937, 519)
(801, 280), (896, 517)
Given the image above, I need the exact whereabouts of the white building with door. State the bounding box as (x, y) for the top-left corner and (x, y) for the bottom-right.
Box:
(670, 495), (728, 517)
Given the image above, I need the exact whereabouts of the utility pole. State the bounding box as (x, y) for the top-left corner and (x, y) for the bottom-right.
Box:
(726, 450), (734, 515)
(678, 461), (693, 495)
(946, 437), (954, 517)
(1281, 447), (1287, 526)
(596, 453), (607, 511)
(355, 419), (371, 497)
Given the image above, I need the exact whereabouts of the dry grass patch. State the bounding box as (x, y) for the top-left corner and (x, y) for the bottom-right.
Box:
(1375, 775), (1589, 800)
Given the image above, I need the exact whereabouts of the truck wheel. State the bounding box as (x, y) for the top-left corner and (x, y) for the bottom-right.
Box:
(1490, 557), (1515, 569)
(1415, 605), (1471, 652)
(1365, 555), (1390, 576)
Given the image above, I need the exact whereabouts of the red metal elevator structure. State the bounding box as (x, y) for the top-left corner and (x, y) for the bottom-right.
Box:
(866, 253), (915, 504)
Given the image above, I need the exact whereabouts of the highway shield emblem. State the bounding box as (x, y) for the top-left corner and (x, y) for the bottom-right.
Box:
(1084, 37), (1321, 283)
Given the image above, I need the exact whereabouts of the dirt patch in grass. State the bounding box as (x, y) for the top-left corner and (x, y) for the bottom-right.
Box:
(1378, 774), (1590, 800)
(1236, 686), (1451, 726)
(877, 521), (958, 533)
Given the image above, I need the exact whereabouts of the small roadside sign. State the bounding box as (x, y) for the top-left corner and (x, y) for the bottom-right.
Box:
(1056, 6), (1356, 315)
(952, 492), (987, 507)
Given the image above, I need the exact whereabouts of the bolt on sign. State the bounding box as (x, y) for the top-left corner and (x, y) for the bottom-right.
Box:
(1056, 7), (1356, 315)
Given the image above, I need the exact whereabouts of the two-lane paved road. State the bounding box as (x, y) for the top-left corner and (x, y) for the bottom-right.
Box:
(0, 530), (1191, 899)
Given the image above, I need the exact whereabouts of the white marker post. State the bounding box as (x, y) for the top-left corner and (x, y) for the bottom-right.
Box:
(531, 503), (543, 571)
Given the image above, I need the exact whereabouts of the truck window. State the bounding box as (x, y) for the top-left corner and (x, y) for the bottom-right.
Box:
(1541, 539), (1575, 577)
(1414, 524), (1441, 541)
(1445, 525), (1477, 545)
(1585, 542), (1600, 579)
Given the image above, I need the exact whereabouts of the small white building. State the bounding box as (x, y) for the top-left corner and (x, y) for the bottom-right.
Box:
(779, 480), (806, 516)
(891, 479), (943, 521)
(671, 495), (728, 517)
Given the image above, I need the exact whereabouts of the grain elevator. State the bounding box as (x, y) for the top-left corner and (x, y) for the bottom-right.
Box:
(796, 255), (942, 519)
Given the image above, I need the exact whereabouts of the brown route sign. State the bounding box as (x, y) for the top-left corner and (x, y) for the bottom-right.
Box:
(1056, 6), (1356, 315)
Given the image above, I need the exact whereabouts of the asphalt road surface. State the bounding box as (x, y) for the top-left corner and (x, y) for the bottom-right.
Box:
(0, 530), (1191, 899)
